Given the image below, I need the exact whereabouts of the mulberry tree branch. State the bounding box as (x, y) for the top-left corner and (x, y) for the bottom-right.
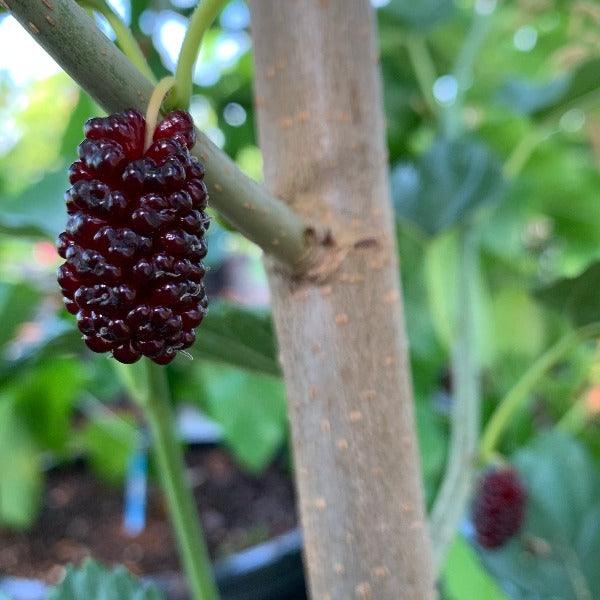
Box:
(7, 0), (319, 273)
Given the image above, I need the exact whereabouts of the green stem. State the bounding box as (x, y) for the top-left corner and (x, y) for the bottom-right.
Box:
(144, 363), (218, 600)
(80, 0), (155, 81)
(442, 5), (493, 138)
(172, 0), (227, 110)
(144, 76), (176, 150)
(405, 33), (438, 116)
(557, 394), (589, 434)
(503, 129), (547, 179)
(429, 229), (480, 572)
(115, 361), (218, 600)
(504, 127), (564, 180)
(480, 322), (600, 463)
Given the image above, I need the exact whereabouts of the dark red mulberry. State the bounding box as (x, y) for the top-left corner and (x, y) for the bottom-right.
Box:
(473, 468), (526, 549)
(57, 109), (209, 365)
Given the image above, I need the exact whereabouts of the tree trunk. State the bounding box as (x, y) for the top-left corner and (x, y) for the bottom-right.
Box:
(249, 2), (436, 598)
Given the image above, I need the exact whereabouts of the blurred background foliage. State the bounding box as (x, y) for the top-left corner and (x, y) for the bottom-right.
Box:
(2, 0), (600, 597)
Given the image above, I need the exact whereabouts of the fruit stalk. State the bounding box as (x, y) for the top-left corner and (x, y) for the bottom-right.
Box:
(9, 0), (319, 274)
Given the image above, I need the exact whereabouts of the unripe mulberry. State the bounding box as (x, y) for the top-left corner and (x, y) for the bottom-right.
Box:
(473, 468), (526, 549)
(57, 109), (209, 365)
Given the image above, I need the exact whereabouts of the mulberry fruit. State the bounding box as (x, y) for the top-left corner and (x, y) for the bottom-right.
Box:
(473, 468), (526, 549)
(57, 109), (209, 365)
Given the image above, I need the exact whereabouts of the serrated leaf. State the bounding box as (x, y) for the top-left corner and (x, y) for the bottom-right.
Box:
(476, 432), (600, 600)
(535, 261), (600, 327)
(47, 559), (164, 600)
(392, 136), (506, 236)
(190, 302), (279, 376)
(382, 0), (455, 31)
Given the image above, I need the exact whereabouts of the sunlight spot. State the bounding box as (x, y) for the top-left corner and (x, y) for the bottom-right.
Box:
(513, 26), (537, 52)
(433, 75), (458, 105)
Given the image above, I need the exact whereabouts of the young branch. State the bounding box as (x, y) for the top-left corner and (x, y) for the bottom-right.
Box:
(8, 0), (318, 273)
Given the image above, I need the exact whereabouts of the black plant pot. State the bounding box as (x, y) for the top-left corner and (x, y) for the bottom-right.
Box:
(0, 528), (306, 600)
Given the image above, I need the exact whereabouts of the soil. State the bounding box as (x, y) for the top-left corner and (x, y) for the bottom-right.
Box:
(0, 446), (298, 584)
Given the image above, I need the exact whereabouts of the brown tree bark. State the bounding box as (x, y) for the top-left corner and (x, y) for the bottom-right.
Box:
(249, 1), (436, 598)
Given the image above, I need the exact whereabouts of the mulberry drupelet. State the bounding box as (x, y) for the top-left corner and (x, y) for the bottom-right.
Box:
(57, 109), (209, 365)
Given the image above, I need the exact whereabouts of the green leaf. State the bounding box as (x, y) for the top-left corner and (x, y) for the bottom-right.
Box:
(382, 0), (455, 31)
(197, 361), (287, 472)
(415, 400), (446, 505)
(0, 396), (42, 528)
(80, 411), (138, 485)
(535, 261), (600, 327)
(477, 432), (600, 599)
(491, 287), (546, 359)
(424, 231), (460, 349)
(0, 282), (39, 353)
(496, 77), (569, 116)
(392, 136), (506, 236)
(424, 231), (494, 364)
(0, 170), (66, 239)
(59, 91), (97, 160)
(0, 320), (81, 385)
(537, 58), (600, 119)
(12, 358), (84, 452)
(497, 58), (600, 120)
(190, 302), (279, 376)
(46, 559), (164, 600)
(444, 537), (509, 600)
